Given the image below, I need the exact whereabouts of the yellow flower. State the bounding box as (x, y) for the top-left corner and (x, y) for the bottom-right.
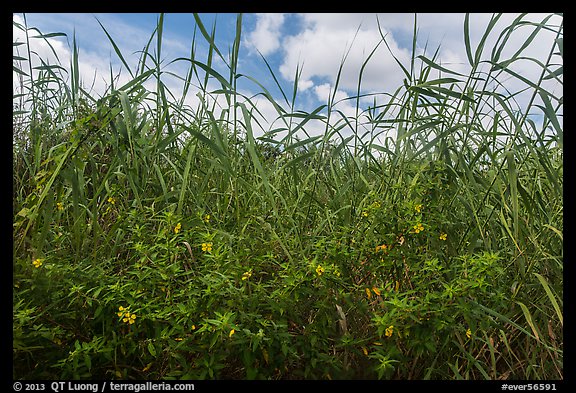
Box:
(466, 328), (472, 339)
(56, 202), (64, 211)
(229, 329), (235, 337)
(123, 312), (136, 324)
(191, 325), (196, 330)
(362, 210), (369, 217)
(107, 197), (116, 205)
(385, 325), (394, 337)
(375, 244), (387, 252)
(175, 337), (183, 341)
(372, 287), (381, 296)
(174, 222), (182, 234)
(201, 242), (212, 252)
(365, 287), (372, 299)
(372, 201), (381, 209)
(32, 258), (43, 268)
(316, 265), (324, 276)
(415, 204), (423, 213)
(439, 232), (447, 241)
(242, 270), (252, 280)
(203, 214), (210, 223)
(117, 306), (126, 317)
(413, 223), (424, 233)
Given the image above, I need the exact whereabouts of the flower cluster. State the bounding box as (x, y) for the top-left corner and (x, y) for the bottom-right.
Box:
(316, 265), (325, 276)
(103, 197), (117, 214)
(32, 258), (43, 268)
(415, 204), (423, 213)
(242, 270), (252, 281)
(56, 202), (64, 211)
(201, 242), (212, 252)
(413, 223), (424, 233)
(203, 214), (210, 223)
(117, 306), (136, 324)
(174, 223), (182, 234)
(439, 232), (447, 241)
(375, 244), (388, 252)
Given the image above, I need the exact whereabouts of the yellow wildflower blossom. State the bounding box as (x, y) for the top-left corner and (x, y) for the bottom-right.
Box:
(466, 328), (472, 339)
(439, 232), (447, 241)
(203, 214), (210, 223)
(375, 244), (388, 252)
(413, 223), (424, 233)
(123, 312), (136, 324)
(385, 325), (394, 337)
(316, 265), (325, 276)
(107, 197), (116, 205)
(365, 287), (372, 299)
(229, 329), (235, 337)
(56, 202), (64, 211)
(174, 223), (182, 234)
(32, 258), (43, 268)
(117, 306), (126, 317)
(201, 242), (212, 252)
(242, 270), (252, 280)
(415, 204), (423, 213)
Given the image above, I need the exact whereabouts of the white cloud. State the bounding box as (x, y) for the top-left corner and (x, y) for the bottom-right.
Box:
(244, 13), (286, 56)
(278, 15), (412, 97)
(13, 13), (141, 102)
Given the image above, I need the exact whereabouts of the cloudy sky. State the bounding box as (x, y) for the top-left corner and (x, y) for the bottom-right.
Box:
(13, 13), (563, 139)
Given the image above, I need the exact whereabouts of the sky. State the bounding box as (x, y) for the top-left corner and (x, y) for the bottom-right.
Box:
(13, 13), (563, 142)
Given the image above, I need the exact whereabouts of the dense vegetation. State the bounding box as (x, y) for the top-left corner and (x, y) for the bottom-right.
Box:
(13, 13), (563, 380)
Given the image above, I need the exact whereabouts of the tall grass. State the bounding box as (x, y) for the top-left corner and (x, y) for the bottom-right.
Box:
(13, 13), (562, 380)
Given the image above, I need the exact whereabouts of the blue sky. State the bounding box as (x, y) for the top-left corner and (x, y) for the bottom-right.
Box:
(13, 13), (563, 139)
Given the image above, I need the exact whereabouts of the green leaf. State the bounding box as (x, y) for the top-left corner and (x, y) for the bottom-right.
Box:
(516, 301), (541, 343)
(148, 342), (157, 358)
(534, 273), (563, 327)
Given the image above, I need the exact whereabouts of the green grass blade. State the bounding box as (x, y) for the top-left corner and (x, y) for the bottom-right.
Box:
(96, 17), (134, 79)
(516, 301), (542, 343)
(534, 272), (563, 327)
(464, 13), (474, 66)
(177, 139), (197, 216)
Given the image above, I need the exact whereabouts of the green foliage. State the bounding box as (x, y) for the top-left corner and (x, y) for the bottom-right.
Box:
(13, 13), (562, 380)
